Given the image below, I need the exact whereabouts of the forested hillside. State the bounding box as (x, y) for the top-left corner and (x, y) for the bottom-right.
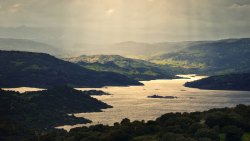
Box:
(67, 55), (176, 80)
(0, 51), (142, 88)
(150, 38), (250, 75)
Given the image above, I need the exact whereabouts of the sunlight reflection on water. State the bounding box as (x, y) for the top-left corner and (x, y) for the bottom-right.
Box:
(3, 75), (250, 131)
(2, 87), (45, 93)
(59, 74), (250, 131)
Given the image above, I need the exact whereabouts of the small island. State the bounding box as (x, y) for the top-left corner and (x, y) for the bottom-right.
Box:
(81, 90), (111, 96)
(147, 94), (178, 99)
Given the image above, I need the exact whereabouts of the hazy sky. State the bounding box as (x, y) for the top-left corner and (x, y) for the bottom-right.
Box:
(0, 0), (250, 43)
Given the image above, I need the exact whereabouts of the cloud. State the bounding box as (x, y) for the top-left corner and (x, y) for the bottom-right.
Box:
(0, 0), (249, 43)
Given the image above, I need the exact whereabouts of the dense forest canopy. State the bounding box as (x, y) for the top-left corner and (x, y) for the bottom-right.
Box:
(1, 101), (250, 141)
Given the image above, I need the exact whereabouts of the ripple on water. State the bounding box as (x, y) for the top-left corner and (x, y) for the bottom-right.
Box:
(3, 75), (249, 131)
(58, 75), (250, 131)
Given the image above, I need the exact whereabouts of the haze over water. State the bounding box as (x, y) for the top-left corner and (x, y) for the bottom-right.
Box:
(58, 75), (250, 131)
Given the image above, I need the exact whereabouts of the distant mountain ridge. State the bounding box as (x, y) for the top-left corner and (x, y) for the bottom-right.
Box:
(0, 50), (142, 88)
(68, 41), (192, 56)
(66, 55), (176, 80)
(1, 36), (249, 58)
(0, 38), (62, 56)
(68, 38), (250, 57)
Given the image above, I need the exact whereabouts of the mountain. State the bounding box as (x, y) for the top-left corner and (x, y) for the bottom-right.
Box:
(149, 38), (250, 75)
(66, 55), (176, 80)
(185, 73), (250, 91)
(68, 41), (193, 57)
(0, 37), (192, 57)
(0, 26), (187, 57)
(0, 86), (111, 129)
(0, 26), (64, 47)
(108, 41), (186, 56)
(68, 40), (233, 57)
(0, 38), (63, 56)
(0, 50), (142, 88)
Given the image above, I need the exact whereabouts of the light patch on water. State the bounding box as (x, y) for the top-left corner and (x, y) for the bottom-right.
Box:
(57, 74), (250, 131)
(2, 87), (45, 93)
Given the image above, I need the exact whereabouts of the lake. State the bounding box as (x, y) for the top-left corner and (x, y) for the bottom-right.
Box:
(3, 75), (250, 131)
(57, 75), (250, 131)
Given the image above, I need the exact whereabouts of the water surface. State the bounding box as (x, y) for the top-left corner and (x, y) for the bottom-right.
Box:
(60, 75), (250, 130)
(2, 87), (44, 93)
(3, 75), (250, 131)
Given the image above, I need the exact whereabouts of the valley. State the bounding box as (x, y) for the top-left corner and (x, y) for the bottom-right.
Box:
(1, 38), (250, 141)
(66, 55), (176, 80)
(1, 1), (250, 140)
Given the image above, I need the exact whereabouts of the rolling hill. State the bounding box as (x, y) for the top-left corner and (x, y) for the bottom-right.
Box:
(185, 73), (250, 91)
(66, 55), (176, 80)
(149, 38), (250, 75)
(0, 50), (142, 88)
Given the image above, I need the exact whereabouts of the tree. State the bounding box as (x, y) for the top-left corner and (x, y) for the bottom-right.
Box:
(223, 125), (243, 141)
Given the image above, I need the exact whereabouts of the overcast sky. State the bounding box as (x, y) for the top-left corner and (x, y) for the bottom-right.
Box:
(0, 0), (250, 43)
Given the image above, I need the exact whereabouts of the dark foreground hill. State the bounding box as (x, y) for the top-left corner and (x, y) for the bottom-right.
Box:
(1, 103), (250, 141)
(67, 55), (176, 80)
(0, 86), (111, 129)
(185, 73), (250, 91)
(0, 50), (142, 88)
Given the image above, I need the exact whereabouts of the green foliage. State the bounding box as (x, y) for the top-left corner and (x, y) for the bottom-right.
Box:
(66, 55), (177, 81)
(194, 128), (218, 141)
(133, 135), (157, 141)
(0, 51), (142, 88)
(223, 125), (243, 141)
(242, 132), (250, 141)
(150, 38), (250, 75)
(1, 104), (250, 141)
